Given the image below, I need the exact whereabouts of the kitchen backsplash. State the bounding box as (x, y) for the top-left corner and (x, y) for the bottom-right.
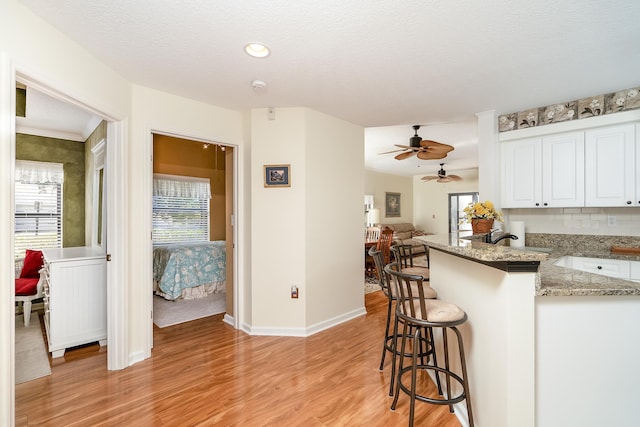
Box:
(504, 207), (640, 237)
(525, 232), (640, 252)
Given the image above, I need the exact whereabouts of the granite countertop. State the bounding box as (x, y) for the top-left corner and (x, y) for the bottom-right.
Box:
(417, 232), (640, 297)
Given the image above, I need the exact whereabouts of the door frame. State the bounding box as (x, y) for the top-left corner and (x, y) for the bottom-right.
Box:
(1, 55), (129, 424)
(147, 130), (239, 349)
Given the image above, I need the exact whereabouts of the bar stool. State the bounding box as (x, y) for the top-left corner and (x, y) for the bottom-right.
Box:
(370, 247), (438, 395)
(391, 245), (430, 279)
(384, 264), (474, 427)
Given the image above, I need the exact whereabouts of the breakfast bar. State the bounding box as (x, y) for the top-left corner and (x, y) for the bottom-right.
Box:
(416, 232), (640, 427)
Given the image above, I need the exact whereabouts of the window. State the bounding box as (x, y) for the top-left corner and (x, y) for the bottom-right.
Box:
(15, 160), (63, 258)
(448, 192), (479, 232)
(152, 174), (211, 245)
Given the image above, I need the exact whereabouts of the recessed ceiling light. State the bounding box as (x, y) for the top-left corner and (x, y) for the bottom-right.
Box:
(244, 42), (270, 58)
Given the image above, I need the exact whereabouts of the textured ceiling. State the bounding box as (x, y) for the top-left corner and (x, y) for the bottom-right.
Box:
(18, 0), (640, 175)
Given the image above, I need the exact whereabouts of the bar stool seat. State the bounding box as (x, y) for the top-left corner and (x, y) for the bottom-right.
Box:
(391, 245), (430, 279)
(385, 264), (474, 427)
(369, 247), (438, 396)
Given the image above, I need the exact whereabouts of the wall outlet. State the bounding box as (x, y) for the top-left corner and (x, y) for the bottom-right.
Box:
(291, 285), (299, 299)
(608, 215), (616, 226)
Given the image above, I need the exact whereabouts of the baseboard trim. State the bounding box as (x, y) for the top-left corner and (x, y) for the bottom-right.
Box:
(246, 306), (367, 337)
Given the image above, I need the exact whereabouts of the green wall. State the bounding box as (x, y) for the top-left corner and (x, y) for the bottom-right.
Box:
(16, 134), (85, 247)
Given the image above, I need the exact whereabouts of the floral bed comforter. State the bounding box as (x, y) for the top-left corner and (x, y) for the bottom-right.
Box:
(153, 241), (226, 300)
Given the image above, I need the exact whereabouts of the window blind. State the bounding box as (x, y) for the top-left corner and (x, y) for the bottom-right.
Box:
(15, 160), (63, 258)
(152, 174), (210, 245)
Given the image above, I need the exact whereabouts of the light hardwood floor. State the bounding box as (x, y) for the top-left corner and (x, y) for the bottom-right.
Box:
(16, 291), (462, 426)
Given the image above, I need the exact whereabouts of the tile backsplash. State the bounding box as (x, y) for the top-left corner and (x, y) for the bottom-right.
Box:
(504, 207), (640, 237)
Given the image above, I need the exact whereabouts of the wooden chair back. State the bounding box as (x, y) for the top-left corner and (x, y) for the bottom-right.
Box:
(376, 226), (394, 264)
(365, 226), (381, 242)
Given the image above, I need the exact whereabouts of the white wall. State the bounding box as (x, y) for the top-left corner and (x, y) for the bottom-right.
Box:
(130, 85), (245, 360)
(1, 1), (132, 423)
(413, 168), (479, 233)
(250, 108), (307, 329)
(250, 108), (365, 333)
(305, 109), (364, 327)
(364, 170), (413, 225)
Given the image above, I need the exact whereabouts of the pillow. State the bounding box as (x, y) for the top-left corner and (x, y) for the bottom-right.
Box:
(20, 249), (43, 279)
(412, 230), (426, 237)
(15, 278), (39, 296)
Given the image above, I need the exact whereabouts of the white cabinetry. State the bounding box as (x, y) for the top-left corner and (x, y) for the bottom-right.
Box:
(630, 261), (640, 283)
(502, 131), (584, 208)
(555, 255), (640, 282)
(585, 123), (636, 206)
(568, 256), (630, 279)
(42, 247), (107, 358)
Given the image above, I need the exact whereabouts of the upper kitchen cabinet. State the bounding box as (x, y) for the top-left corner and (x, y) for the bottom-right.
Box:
(585, 123), (636, 206)
(502, 131), (584, 208)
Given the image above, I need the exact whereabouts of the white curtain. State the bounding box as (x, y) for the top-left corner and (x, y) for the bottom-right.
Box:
(153, 174), (211, 199)
(15, 160), (63, 184)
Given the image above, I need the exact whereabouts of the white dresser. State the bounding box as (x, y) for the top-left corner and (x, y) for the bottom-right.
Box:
(42, 247), (107, 358)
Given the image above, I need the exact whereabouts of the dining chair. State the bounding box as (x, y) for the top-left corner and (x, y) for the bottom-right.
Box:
(365, 226), (381, 242)
(377, 226), (394, 265)
(15, 249), (45, 327)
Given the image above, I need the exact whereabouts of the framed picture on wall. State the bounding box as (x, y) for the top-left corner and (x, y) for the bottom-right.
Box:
(264, 164), (291, 187)
(385, 192), (401, 217)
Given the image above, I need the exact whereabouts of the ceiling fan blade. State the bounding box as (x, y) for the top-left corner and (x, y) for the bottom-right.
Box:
(420, 140), (454, 150)
(416, 151), (448, 160)
(421, 145), (455, 155)
(379, 148), (408, 154)
(448, 175), (463, 181)
(381, 144), (422, 155)
(437, 177), (452, 183)
(395, 151), (417, 160)
(421, 176), (439, 181)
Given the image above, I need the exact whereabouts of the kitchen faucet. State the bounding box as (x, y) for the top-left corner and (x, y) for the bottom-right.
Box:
(485, 230), (519, 244)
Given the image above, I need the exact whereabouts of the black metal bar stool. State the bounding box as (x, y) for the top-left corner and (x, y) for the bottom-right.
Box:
(391, 245), (430, 279)
(370, 247), (438, 396)
(385, 263), (474, 427)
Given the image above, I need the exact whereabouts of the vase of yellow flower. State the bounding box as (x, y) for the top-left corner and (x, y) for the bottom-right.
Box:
(462, 200), (504, 234)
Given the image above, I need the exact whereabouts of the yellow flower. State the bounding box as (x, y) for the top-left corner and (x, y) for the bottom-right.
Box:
(460, 200), (504, 223)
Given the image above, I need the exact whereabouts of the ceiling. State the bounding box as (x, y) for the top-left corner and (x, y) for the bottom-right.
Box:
(18, 0), (640, 176)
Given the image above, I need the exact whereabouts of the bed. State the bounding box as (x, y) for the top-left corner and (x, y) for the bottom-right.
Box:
(153, 241), (226, 300)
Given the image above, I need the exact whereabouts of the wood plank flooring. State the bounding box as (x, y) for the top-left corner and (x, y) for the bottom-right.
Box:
(16, 291), (462, 426)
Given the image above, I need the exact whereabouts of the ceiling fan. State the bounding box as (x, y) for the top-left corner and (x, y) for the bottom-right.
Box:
(421, 163), (462, 183)
(380, 125), (454, 160)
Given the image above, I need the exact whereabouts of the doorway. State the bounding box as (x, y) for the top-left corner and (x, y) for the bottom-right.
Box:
(13, 84), (109, 366)
(448, 192), (479, 232)
(150, 134), (235, 335)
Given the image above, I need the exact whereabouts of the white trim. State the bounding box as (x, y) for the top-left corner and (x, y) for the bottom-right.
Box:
(247, 307), (366, 337)
(144, 127), (241, 356)
(106, 120), (129, 370)
(0, 51), (17, 427)
(91, 139), (106, 247)
(222, 313), (235, 327)
(14, 125), (87, 142)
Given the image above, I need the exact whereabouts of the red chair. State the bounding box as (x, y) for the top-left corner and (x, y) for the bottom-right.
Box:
(15, 249), (45, 327)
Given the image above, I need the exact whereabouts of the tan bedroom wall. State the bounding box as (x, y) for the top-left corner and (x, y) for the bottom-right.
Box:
(152, 134), (226, 241)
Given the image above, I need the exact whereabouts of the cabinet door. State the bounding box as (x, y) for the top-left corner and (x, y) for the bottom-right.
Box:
(585, 123), (635, 206)
(630, 261), (640, 283)
(571, 257), (629, 279)
(542, 131), (585, 207)
(502, 138), (542, 208)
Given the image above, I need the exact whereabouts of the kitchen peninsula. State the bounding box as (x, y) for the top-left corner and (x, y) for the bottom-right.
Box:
(417, 232), (640, 427)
